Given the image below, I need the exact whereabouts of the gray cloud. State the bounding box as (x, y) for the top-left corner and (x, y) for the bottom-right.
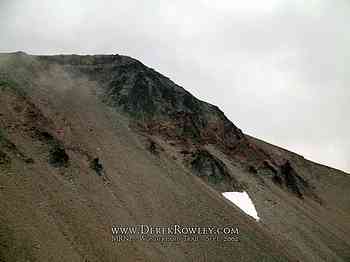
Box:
(0, 0), (349, 172)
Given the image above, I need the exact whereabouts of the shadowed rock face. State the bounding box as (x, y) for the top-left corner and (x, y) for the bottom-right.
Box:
(90, 158), (104, 176)
(35, 131), (69, 168)
(191, 149), (242, 192)
(280, 161), (310, 198)
(255, 159), (318, 199)
(49, 146), (69, 168)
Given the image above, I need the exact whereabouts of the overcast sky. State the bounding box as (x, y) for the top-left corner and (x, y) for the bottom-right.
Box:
(0, 0), (349, 172)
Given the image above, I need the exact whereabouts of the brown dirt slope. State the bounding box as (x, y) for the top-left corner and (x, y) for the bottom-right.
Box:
(0, 52), (349, 261)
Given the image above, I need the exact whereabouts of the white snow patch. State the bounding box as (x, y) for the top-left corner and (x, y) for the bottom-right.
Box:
(222, 191), (260, 221)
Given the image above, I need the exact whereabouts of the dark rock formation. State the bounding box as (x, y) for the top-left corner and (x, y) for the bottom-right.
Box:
(90, 158), (104, 176)
(36, 131), (69, 168)
(247, 165), (258, 174)
(191, 149), (242, 191)
(49, 145), (69, 168)
(148, 139), (158, 155)
(280, 161), (308, 198)
(258, 160), (278, 176)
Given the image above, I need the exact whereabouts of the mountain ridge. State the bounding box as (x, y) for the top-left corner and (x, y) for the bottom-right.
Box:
(0, 51), (349, 262)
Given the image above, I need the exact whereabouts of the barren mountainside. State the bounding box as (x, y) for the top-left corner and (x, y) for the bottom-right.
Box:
(0, 52), (349, 262)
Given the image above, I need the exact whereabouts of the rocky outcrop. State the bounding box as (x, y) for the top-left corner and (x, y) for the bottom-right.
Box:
(190, 149), (242, 192)
(35, 131), (69, 168)
(254, 159), (320, 201)
(90, 157), (104, 176)
(280, 161), (309, 198)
